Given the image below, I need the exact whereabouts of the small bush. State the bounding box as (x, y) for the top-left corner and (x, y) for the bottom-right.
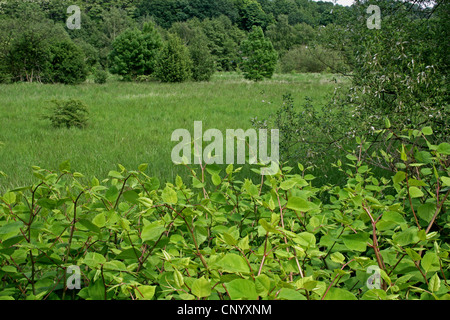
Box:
(135, 75), (154, 82)
(94, 68), (108, 84)
(280, 45), (346, 74)
(42, 99), (89, 129)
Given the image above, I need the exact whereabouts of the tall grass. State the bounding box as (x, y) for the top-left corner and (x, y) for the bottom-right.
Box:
(0, 72), (348, 191)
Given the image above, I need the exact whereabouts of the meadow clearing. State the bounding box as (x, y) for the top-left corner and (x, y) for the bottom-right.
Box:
(0, 72), (348, 192)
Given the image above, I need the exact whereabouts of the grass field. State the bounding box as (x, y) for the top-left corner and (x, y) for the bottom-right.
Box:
(0, 72), (349, 191)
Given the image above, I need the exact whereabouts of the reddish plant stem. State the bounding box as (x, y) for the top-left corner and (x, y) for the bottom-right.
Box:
(322, 259), (355, 300)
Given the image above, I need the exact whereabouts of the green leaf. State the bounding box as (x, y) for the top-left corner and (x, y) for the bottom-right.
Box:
(408, 187), (424, 198)
(225, 279), (258, 300)
(115, 248), (141, 260)
(147, 177), (160, 191)
(123, 190), (139, 204)
(103, 260), (127, 271)
(428, 273), (440, 292)
(211, 173), (221, 186)
(222, 232), (237, 246)
(342, 232), (369, 252)
(392, 227), (419, 246)
(92, 213), (106, 228)
(59, 160), (71, 172)
(243, 179), (258, 196)
(258, 219), (279, 234)
(37, 198), (57, 209)
(1, 266), (17, 273)
(194, 225), (208, 245)
(405, 248), (421, 261)
(392, 171), (406, 183)
(286, 196), (313, 212)
(161, 186), (178, 204)
(1, 235), (24, 248)
(415, 151), (433, 164)
(295, 276), (318, 291)
(255, 274), (272, 297)
(214, 253), (250, 274)
(362, 289), (388, 300)
(88, 279), (105, 300)
(279, 179), (297, 191)
(408, 179), (427, 187)
(436, 142), (450, 155)
(83, 252), (106, 269)
(2, 192), (16, 205)
(400, 145), (407, 161)
(294, 232), (316, 249)
(105, 185), (119, 202)
(238, 235), (249, 252)
(421, 127), (433, 136)
(323, 287), (357, 300)
(421, 252), (440, 273)
(330, 252), (345, 264)
(0, 221), (24, 238)
(417, 203), (436, 223)
(382, 211), (405, 223)
(173, 269), (184, 288)
(141, 220), (165, 242)
(277, 288), (307, 300)
(138, 163), (148, 172)
(441, 176), (450, 187)
(78, 219), (101, 233)
(191, 277), (211, 298)
(108, 170), (124, 179)
(192, 177), (204, 188)
(267, 197), (275, 211)
(135, 285), (156, 300)
(138, 197), (153, 208)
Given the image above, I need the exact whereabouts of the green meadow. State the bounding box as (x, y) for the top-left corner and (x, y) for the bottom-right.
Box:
(0, 72), (348, 191)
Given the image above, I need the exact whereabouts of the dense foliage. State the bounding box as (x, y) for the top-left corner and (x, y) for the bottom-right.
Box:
(189, 34), (216, 82)
(108, 23), (162, 80)
(42, 99), (90, 129)
(254, 0), (448, 185)
(240, 26), (278, 81)
(0, 0), (357, 83)
(46, 41), (88, 85)
(155, 34), (193, 83)
(0, 126), (448, 300)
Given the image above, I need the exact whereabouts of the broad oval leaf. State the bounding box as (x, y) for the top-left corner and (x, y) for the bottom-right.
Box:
(225, 279), (258, 300)
(214, 253), (250, 274)
(141, 221), (165, 242)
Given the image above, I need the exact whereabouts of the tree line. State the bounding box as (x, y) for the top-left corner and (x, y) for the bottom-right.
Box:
(0, 0), (352, 84)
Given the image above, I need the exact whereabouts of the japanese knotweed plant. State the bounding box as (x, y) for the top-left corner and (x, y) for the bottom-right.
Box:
(0, 126), (448, 300)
